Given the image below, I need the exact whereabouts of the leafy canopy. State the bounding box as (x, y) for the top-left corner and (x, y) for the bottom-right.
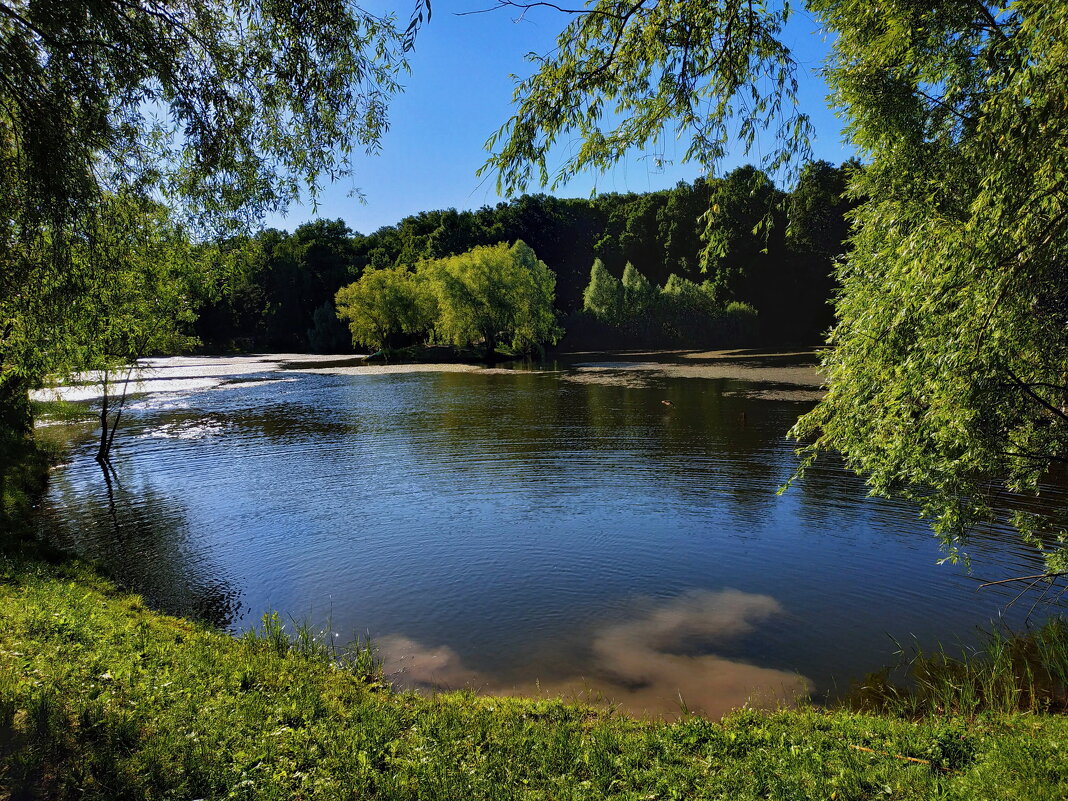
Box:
(0, 0), (419, 428)
(486, 0), (1068, 571)
(1, 0), (411, 225)
(791, 0), (1068, 571)
(73, 198), (205, 370)
(621, 262), (656, 318)
(335, 267), (436, 351)
(580, 259), (757, 346)
(420, 241), (561, 355)
(481, 0), (812, 197)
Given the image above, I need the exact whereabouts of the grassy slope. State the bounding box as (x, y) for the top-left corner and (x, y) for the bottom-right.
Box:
(2, 558), (1067, 800)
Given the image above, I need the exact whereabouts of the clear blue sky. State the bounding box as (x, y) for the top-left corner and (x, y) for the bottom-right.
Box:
(263, 2), (856, 236)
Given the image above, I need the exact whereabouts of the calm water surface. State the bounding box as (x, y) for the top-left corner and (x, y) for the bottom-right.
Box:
(32, 353), (1058, 718)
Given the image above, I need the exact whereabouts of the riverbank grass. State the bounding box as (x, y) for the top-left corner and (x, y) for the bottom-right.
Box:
(849, 619), (1068, 718)
(2, 557), (1068, 799)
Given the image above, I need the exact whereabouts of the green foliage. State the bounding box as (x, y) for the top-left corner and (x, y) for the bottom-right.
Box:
(482, 0), (812, 194)
(0, 435), (53, 542)
(3, 558), (1068, 800)
(75, 198), (205, 370)
(264, 221), (360, 348)
(487, 1), (1068, 566)
(701, 166), (786, 294)
(0, 1), (410, 229)
(848, 618), (1068, 719)
(335, 267), (436, 351)
(0, 0), (417, 442)
(196, 220), (361, 352)
(621, 262), (657, 319)
(721, 302), (760, 344)
(789, 1), (1068, 570)
(576, 261), (759, 348)
(787, 160), (856, 261)
(420, 241), (561, 356)
(195, 173), (849, 351)
(660, 274), (719, 340)
(583, 258), (623, 320)
(42, 196), (211, 461)
(306, 302), (353, 354)
(510, 240), (562, 353)
(782, 159), (857, 338)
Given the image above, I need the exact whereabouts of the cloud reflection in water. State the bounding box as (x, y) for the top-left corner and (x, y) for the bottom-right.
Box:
(379, 589), (811, 720)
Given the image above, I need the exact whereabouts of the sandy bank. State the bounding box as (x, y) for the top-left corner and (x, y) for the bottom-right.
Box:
(559, 348), (824, 397)
(31, 349), (825, 403)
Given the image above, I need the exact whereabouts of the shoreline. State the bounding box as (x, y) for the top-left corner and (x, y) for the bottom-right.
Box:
(30, 347), (825, 404)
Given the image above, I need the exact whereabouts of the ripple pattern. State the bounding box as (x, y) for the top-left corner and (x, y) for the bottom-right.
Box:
(33, 361), (1062, 701)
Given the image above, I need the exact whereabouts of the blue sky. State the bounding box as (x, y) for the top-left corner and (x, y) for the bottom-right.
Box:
(263, 2), (856, 236)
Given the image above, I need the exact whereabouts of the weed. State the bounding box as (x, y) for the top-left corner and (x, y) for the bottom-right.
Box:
(845, 618), (1068, 717)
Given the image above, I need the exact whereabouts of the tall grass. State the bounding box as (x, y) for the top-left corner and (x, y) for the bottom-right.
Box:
(847, 617), (1068, 717)
(242, 612), (383, 683)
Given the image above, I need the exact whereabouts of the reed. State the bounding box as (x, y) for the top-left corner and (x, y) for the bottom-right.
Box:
(846, 617), (1068, 717)
(242, 611), (384, 683)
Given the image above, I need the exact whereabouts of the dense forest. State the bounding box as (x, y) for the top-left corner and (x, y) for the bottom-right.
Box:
(194, 161), (854, 353)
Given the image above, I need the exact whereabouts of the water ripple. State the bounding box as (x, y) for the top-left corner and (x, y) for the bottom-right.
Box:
(32, 358), (1062, 704)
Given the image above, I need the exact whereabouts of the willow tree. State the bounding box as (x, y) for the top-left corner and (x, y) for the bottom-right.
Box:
(621, 262), (657, 319)
(483, 0), (1068, 575)
(0, 0), (424, 448)
(791, 1), (1068, 575)
(420, 241), (560, 358)
(74, 198), (207, 463)
(335, 267), (436, 351)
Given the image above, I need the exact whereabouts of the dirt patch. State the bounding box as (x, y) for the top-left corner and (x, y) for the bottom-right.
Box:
(558, 348), (824, 388)
(558, 370), (654, 389)
(288, 363), (509, 377)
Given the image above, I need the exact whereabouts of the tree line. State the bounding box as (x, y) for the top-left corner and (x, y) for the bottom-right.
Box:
(194, 160), (854, 353)
(577, 260), (758, 349)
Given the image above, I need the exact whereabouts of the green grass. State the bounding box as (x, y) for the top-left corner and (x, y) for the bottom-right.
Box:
(847, 619), (1068, 718)
(2, 556), (1068, 800)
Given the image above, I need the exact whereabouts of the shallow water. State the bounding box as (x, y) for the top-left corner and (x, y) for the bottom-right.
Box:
(31, 353), (1061, 719)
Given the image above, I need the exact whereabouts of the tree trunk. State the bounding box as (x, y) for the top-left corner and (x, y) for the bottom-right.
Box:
(483, 331), (498, 364)
(96, 370), (110, 463)
(96, 363), (137, 464)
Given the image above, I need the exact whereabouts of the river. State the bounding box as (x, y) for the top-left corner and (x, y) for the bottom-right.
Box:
(28, 350), (1059, 719)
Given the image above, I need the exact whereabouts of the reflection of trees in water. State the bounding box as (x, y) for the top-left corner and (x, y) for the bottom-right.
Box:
(413, 370), (1057, 574)
(34, 464), (240, 628)
(136, 401), (352, 445)
(415, 370), (813, 522)
(630, 377), (798, 510)
(789, 448), (1056, 583)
